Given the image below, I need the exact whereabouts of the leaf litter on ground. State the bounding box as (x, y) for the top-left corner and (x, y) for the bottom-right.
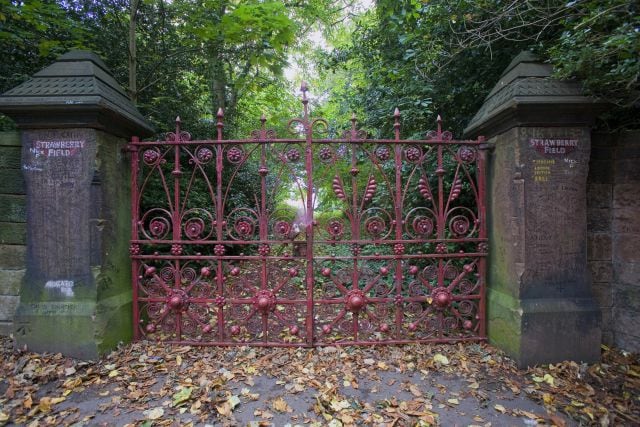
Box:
(0, 336), (637, 426)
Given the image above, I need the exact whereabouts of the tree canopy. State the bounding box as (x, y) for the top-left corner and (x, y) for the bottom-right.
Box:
(0, 0), (638, 135)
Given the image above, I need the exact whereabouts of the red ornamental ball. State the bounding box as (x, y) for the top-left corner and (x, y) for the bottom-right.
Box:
(289, 268), (298, 277)
(322, 325), (332, 334)
(348, 295), (365, 311)
(409, 265), (419, 275)
(321, 267), (331, 277)
(230, 267), (241, 276)
(202, 324), (213, 334)
(145, 266), (156, 277)
(200, 267), (211, 277)
(257, 296), (271, 310)
(408, 322), (418, 331)
(435, 292), (450, 307)
(168, 295), (182, 309)
(380, 266), (389, 276)
(463, 320), (474, 330)
(289, 325), (299, 336)
(379, 323), (390, 333)
(145, 323), (156, 333)
(230, 325), (241, 335)
(463, 264), (474, 273)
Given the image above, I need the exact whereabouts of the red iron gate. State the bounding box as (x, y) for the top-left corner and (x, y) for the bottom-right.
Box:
(129, 86), (487, 346)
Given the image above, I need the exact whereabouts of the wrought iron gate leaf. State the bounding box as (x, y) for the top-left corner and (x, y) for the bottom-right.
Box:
(129, 88), (487, 346)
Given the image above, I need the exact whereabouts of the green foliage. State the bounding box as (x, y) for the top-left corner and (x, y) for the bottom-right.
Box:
(322, 0), (639, 135)
(549, 1), (639, 111)
(0, 0), (88, 128)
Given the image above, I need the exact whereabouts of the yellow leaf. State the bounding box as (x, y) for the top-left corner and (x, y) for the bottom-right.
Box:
(542, 393), (554, 404)
(216, 402), (232, 417)
(38, 397), (53, 413)
(0, 412), (8, 422)
(543, 373), (555, 386)
(433, 354), (449, 365)
(330, 399), (351, 411)
(176, 355), (182, 366)
(447, 398), (459, 405)
(108, 370), (119, 378)
(63, 377), (82, 389)
(468, 382), (480, 389)
(571, 400), (585, 407)
(494, 404), (506, 413)
(272, 396), (292, 413)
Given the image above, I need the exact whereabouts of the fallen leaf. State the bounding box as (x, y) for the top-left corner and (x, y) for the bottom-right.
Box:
(172, 387), (193, 406)
(433, 354), (449, 365)
(143, 407), (164, 420)
(409, 384), (422, 397)
(272, 396), (292, 413)
(23, 394), (33, 409)
(494, 404), (506, 413)
(447, 398), (459, 405)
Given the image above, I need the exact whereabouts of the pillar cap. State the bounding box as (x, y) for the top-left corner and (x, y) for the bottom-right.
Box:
(464, 51), (607, 139)
(0, 50), (154, 138)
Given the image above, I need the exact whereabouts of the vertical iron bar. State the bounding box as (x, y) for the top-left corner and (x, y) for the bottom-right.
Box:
(302, 83), (315, 346)
(172, 119), (182, 339)
(476, 136), (488, 337)
(216, 109), (225, 341)
(350, 115), (359, 340)
(130, 137), (140, 340)
(436, 116), (444, 339)
(393, 108), (403, 338)
(260, 116), (268, 343)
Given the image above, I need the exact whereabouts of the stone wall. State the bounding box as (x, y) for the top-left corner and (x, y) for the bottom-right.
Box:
(588, 130), (640, 351)
(0, 131), (26, 335)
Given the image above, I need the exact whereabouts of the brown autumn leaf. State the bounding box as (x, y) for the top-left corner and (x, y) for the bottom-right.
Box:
(272, 396), (292, 413)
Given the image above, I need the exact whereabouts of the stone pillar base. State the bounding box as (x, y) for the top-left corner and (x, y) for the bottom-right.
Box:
(489, 288), (601, 368)
(13, 301), (99, 358)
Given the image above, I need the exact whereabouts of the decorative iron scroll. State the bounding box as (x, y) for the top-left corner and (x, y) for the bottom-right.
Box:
(129, 85), (487, 346)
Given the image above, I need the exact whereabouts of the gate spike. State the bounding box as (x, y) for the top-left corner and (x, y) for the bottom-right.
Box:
(216, 108), (224, 139)
(175, 116), (181, 137)
(393, 107), (400, 117)
(437, 114), (442, 134)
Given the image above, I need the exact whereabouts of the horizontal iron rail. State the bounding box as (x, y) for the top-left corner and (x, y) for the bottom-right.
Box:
(129, 138), (485, 146)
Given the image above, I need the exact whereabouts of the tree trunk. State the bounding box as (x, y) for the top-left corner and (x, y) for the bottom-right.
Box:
(128, 0), (141, 103)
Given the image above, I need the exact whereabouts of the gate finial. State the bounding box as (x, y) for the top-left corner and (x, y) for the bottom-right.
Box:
(393, 108), (401, 136)
(216, 108), (224, 140)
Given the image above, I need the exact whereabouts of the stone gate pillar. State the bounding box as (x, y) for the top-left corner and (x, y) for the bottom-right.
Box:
(464, 52), (605, 367)
(0, 51), (153, 358)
